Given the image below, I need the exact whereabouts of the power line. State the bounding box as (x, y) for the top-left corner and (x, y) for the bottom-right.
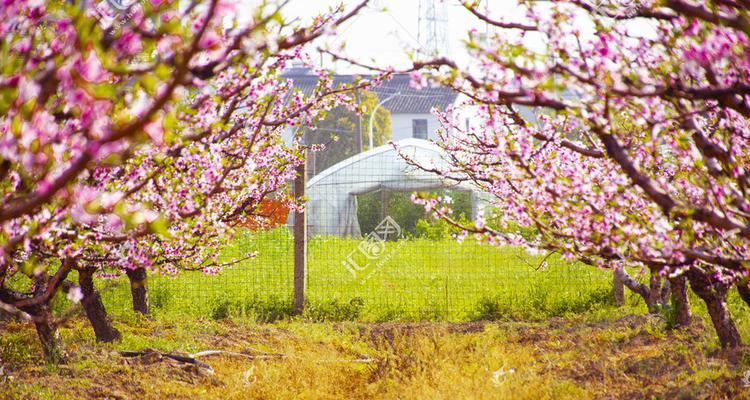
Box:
(384, 9), (423, 51)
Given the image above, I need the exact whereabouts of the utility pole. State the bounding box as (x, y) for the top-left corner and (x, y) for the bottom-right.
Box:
(355, 89), (363, 153)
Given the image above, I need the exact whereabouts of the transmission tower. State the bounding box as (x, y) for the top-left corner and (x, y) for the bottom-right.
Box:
(417, 0), (449, 56)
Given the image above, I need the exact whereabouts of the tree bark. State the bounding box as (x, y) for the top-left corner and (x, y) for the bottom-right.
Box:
(668, 275), (691, 328)
(1, 281), (68, 363)
(660, 278), (671, 306)
(126, 267), (150, 316)
(615, 267), (670, 311)
(737, 280), (750, 308)
(647, 274), (663, 313)
(616, 266), (649, 303)
(0, 307), (20, 322)
(613, 267), (625, 306)
(33, 306), (67, 363)
(32, 274), (68, 363)
(78, 269), (121, 342)
(686, 268), (742, 349)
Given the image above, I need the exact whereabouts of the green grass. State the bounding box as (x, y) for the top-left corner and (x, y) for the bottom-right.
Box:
(7, 226), (750, 398)
(100, 228), (616, 321)
(8, 231), (750, 398)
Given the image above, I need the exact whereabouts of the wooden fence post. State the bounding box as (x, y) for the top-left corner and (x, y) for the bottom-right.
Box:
(293, 155), (307, 315)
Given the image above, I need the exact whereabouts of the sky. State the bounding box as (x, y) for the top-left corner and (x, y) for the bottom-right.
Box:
(275, 0), (503, 73)
(264, 0), (656, 74)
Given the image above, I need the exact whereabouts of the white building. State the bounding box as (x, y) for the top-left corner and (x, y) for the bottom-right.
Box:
(368, 74), (457, 142)
(284, 68), (458, 144)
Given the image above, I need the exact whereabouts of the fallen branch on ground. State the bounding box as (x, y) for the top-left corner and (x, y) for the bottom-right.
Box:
(192, 349), (286, 360)
(120, 349), (214, 373)
(120, 348), (377, 368)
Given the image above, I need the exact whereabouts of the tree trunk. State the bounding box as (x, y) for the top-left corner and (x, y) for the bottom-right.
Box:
(0, 284), (66, 363)
(660, 278), (671, 306)
(33, 307), (67, 363)
(647, 273), (663, 313)
(613, 267), (625, 306)
(615, 267), (669, 311)
(79, 269), (121, 343)
(737, 280), (750, 308)
(0, 271), (70, 363)
(31, 274), (68, 363)
(616, 266), (649, 303)
(126, 268), (150, 316)
(686, 268), (742, 349)
(668, 275), (691, 328)
(0, 307), (20, 322)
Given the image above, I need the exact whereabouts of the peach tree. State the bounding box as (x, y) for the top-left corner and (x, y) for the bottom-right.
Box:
(407, 0), (749, 348)
(0, 0), (366, 361)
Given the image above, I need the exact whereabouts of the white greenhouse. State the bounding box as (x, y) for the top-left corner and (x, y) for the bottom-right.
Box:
(303, 138), (480, 237)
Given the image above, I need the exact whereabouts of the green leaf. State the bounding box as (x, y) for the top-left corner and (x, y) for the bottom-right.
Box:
(89, 83), (117, 99)
(11, 114), (22, 135)
(141, 74), (159, 94)
(149, 216), (172, 239)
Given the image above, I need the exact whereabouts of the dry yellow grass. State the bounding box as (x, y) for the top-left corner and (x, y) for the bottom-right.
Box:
(1, 313), (750, 399)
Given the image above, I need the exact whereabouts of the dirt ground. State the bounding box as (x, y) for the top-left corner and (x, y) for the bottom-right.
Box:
(2, 314), (750, 399)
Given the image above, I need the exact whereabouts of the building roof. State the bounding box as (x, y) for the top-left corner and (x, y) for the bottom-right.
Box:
(283, 71), (458, 114)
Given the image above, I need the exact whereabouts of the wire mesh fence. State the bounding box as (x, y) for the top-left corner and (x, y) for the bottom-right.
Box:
(103, 140), (616, 321)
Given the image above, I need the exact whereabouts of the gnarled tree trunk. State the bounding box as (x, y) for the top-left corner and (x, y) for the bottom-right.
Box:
(737, 280), (750, 309)
(686, 268), (742, 349)
(78, 269), (121, 342)
(668, 275), (691, 328)
(126, 267), (150, 316)
(33, 275), (68, 363)
(659, 278), (671, 306)
(0, 280), (68, 363)
(33, 305), (67, 363)
(614, 267), (668, 312)
(647, 273), (664, 312)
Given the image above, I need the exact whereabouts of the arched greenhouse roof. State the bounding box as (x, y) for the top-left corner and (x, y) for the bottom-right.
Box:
(305, 138), (476, 237)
